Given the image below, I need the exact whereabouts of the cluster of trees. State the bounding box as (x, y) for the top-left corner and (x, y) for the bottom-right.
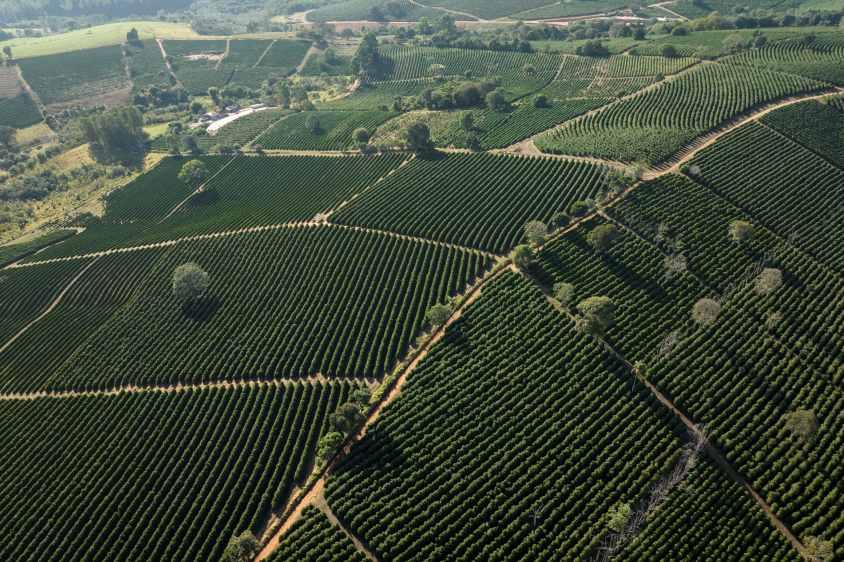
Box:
(351, 32), (388, 79)
(390, 15), (535, 53)
(316, 387), (372, 463)
(79, 106), (147, 164)
(415, 79), (502, 111)
(272, 80), (316, 111)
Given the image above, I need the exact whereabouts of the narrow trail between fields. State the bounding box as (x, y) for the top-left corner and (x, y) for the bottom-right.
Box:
(0, 376), (377, 402)
(254, 40), (277, 68)
(317, 490), (381, 562)
(296, 44), (321, 74)
(156, 38), (183, 89)
(254, 259), (508, 561)
(7, 220), (492, 270)
(406, 0), (486, 21)
(161, 154), (240, 223)
(0, 256), (101, 355)
(642, 87), (844, 179)
(647, 0), (688, 20)
(15, 65), (45, 116)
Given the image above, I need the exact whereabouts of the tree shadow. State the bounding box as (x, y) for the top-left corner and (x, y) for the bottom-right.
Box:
(187, 189), (220, 207)
(181, 295), (221, 323)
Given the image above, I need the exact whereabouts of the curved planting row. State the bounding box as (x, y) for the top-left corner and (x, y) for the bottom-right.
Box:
(688, 121), (844, 272)
(604, 54), (697, 77)
(269, 507), (367, 562)
(327, 273), (687, 561)
(333, 152), (607, 253)
(537, 62), (827, 163)
(0, 381), (356, 562)
(761, 99), (844, 169)
(45, 225), (491, 391)
(0, 250), (167, 393)
(255, 111), (398, 151)
(721, 35), (844, 85)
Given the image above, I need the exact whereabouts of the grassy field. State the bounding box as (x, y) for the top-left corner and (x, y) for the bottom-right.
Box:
(0, 21), (200, 59)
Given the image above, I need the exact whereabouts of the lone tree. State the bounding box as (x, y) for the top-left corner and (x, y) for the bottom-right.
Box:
(606, 502), (632, 533)
(305, 114), (321, 134)
(784, 409), (818, 444)
(486, 89), (508, 112)
(172, 263), (210, 306)
(692, 298), (721, 326)
(426, 302), (453, 327)
(316, 431), (344, 461)
(533, 93), (549, 108)
(331, 402), (366, 435)
(126, 27), (140, 44)
(220, 531), (259, 562)
(178, 159), (209, 186)
(587, 223), (620, 254)
(576, 296), (616, 334)
(754, 267), (783, 296)
(460, 112), (474, 132)
(513, 244), (534, 270)
(729, 220), (755, 243)
(353, 127), (370, 148)
(406, 122), (434, 155)
(524, 220), (548, 245)
(568, 200), (590, 217)
(553, 282), (575, 307)
(208, 87), (220, 108)
(2, 46), (12, 62)
(661, 44), (678, 58)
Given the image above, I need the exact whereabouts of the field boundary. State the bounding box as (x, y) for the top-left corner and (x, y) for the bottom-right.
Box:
(254, 39), (277, 68)
(8, 219), (494, 269)
(0, 375), (378, 402)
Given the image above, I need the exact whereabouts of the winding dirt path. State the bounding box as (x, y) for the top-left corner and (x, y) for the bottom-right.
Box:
(0, 256), (101, 355)
(254, 259), (508, 561)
